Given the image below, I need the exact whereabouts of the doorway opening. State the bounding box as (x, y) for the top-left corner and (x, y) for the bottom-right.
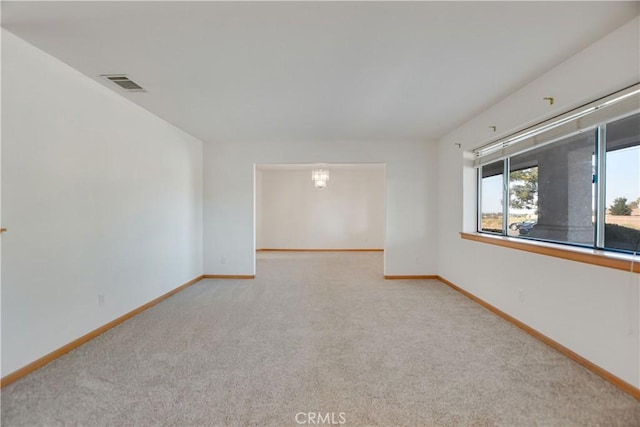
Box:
(254, 163), (386, 274)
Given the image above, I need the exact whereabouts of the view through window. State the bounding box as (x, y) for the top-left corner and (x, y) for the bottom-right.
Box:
(605, 113), (640, 252)
(480, 160), (504, 234)
(477, 110), (639, 254)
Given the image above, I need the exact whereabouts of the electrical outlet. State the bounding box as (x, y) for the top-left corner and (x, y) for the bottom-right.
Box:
(518, 288), (525, 303)
(221, 256), (226, 264)
(98, 293), (105, 306)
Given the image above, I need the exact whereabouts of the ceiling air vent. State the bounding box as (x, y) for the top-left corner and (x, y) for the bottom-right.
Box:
(101, 74), (146, 92)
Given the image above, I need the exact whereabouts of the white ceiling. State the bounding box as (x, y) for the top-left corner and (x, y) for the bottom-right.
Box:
(257, 163), (384, 172)
(2, 1), (638, 144)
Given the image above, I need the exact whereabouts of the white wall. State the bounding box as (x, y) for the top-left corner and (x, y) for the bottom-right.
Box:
(204, 140), (436, 276)
(0, 26), (4, 371)
(255, 169), (263, 250)
(1, 30), (204, 376)
(437, 17), (640, 387)
(257, 167), (385, 249)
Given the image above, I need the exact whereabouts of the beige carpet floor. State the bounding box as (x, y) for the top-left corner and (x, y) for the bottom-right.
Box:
(2, 252), (639, 426)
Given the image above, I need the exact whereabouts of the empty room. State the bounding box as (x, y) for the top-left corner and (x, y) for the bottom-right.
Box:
(1, 1), (640, 426)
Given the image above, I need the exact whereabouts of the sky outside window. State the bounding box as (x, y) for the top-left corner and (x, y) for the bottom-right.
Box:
(606, 145), (640, 207)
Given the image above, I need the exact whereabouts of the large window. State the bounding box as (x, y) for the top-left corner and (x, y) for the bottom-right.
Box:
(475, 86), (640, 254)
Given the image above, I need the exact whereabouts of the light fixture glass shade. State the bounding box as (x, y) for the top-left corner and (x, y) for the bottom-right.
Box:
(312, 169), (329, 188)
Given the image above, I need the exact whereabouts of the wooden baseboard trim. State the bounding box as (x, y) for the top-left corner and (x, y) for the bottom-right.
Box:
(257, 249), (383, 252)
(202, 274), (255, 279)
(384, 275), (438, 280)
(436, 275), (640, 400)
(0, 275), (204, 388)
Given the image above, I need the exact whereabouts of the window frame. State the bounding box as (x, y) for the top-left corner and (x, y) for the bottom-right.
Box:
(474, 85), (640, 258)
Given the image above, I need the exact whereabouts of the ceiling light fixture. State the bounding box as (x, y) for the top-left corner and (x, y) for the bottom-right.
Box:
(311, 169), (329, 189)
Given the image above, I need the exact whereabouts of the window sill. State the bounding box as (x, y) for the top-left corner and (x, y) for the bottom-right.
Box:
(460, 232), (639, 274)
